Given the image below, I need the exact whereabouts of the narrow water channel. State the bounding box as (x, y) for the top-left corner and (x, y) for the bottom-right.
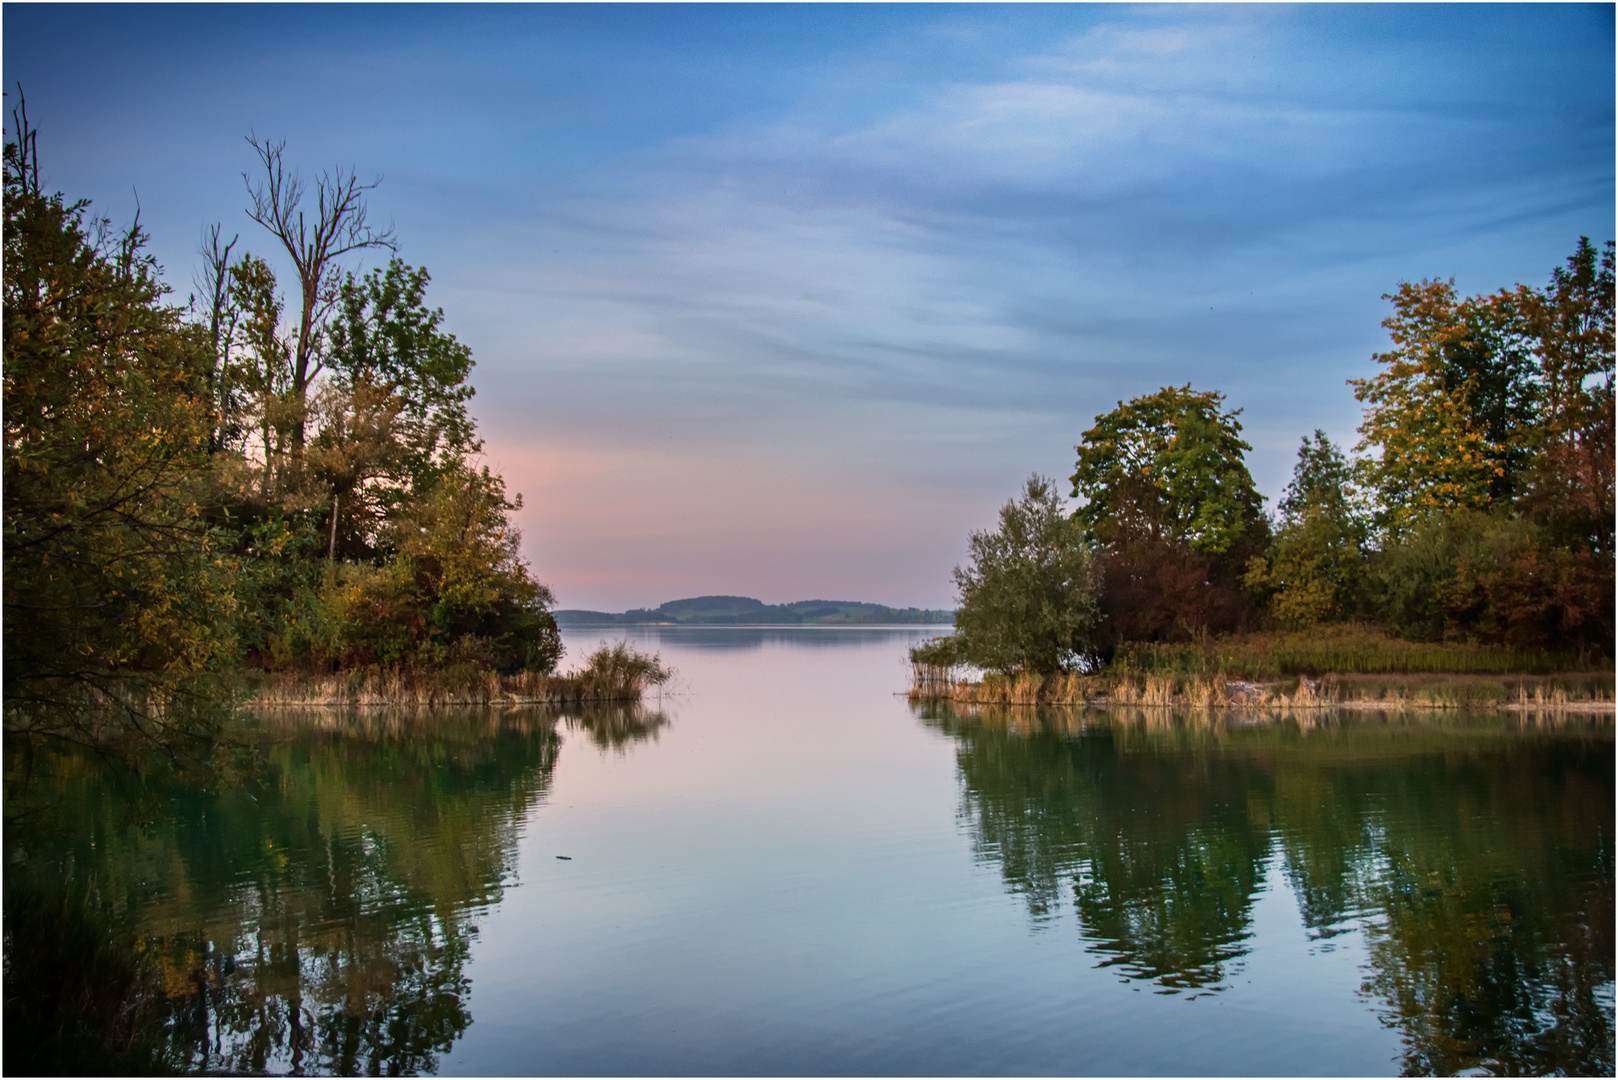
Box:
(8, 628), (1613, 1075)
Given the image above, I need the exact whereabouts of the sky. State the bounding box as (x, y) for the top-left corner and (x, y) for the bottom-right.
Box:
(5, 3), (1613, 611)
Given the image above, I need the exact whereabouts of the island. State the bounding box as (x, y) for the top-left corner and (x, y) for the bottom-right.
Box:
(555, 595), (954, 627)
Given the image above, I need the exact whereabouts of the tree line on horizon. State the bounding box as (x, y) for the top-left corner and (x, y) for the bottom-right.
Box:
(555, 595), (955, 627)
(934, 237), (1614, 676)
(4, 103), (561, 761)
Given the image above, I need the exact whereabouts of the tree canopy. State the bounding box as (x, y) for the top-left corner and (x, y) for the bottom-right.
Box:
(3, 105), (237, 754)
(1071, 384), (1267, 556)
(2, 111), (564, 759)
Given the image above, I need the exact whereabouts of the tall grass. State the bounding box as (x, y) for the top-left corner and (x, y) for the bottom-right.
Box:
(1112, 623), (1606, 677)
(909, 666), (1613, 712)
(573, 641), (674, 701)
(250, 642), (672, 708)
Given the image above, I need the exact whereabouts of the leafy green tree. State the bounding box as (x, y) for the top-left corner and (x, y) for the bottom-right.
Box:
(327, 259), (478, 496)
(1350, 281), (1534, 531)
(1352, 240), (1614, 650)
(1371, 510), (1609, 649)
(949, 475), (1101, 675)
(1352, 241), (1613, 542)
(1516, 238), (1615, 556)
(324, 463), (561, 673)
(223, 252), (296, 499)
(3, 103), (236, 755)
(307, 374), (407, 562)
(1071, 384), (1267, 555)
(1245, 431), (1369, 628)
(1070, 386), (1267, 648)
(193, 148), (559, 676)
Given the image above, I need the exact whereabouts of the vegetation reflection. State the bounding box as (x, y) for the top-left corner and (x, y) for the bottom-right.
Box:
(5, 702), (667, 1074)
(916, 703), (1613, 1074)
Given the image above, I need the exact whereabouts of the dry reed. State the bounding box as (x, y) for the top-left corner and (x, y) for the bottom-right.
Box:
(909, 666), (1614, 715)
(250, 642), (673, 709)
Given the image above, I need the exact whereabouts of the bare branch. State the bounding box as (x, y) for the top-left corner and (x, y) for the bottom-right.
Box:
(242, 135), (396, 445)
(8, 82), (40, 196)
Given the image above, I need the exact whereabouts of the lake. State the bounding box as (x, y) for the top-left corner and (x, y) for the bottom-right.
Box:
(9, 627), (1613, 1075)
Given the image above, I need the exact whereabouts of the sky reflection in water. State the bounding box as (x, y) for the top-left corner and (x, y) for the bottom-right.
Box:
(9, 628), (1611, 1075)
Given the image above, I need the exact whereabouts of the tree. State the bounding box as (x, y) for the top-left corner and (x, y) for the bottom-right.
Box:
(3, 100), (235, 754)
(1245, 431), (1369, 628)
(224, 252), (294, 499)
(949, 475), (1101, 675)
(1071, 385), (1267, 648)
(398, 463), (562, 673)
(1071, 384), (1267, 555)
(1350, 281), (1535, 532)
(193, 222), (240, 453)
(241, 136), (394, 454)
(327, 259), (478, 497)
(306, 374), (407, 563)
(1351, 240), (1614, 650)
(1516, 238), (1615, 555)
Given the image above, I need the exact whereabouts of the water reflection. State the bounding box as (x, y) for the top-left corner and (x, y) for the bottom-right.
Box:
(5, 702), (667, 1075)
(915, 702), (1614, 1075)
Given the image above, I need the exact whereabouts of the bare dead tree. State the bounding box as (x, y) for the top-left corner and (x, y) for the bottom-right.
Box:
(194, 223), (239, 452)
(242, 135), (395, 451)
(6, 83), (40, 197)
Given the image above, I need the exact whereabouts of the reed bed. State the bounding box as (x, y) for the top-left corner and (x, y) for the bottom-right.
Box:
(909, 667), (1613, 713)
(250, 641), (673, 709)
(910, 666), (1097, 707)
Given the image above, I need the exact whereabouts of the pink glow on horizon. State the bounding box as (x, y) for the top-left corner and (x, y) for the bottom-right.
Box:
(484, 438), (968, 613)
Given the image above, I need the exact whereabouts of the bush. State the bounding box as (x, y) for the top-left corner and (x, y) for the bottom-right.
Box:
(1373, 510), (1613, 650)
(908, 635), (966, 670)
(576, 642), (673, 700)
(951, 475), (1101, 675)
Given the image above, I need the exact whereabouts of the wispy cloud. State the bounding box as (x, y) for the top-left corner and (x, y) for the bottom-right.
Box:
(6, 4), (1610, 608)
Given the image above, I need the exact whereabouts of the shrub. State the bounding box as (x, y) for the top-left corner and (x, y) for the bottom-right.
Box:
(951, 476), (1102, 675)
(576, 642), (673, 700)
(1373, 510), (1613, 650)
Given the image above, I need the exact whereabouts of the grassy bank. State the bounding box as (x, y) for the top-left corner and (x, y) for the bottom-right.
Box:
(910, 665), (1614, 713)
(1110, 624), (1604, 677)
(910, 623), (1613, 712)
(249, 641), (672, 708)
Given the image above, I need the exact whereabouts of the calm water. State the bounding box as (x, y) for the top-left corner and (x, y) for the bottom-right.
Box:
(8, 628), (1613, 1075)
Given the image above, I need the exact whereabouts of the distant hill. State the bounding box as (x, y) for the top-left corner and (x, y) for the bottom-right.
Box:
(554, 595), (954, 627)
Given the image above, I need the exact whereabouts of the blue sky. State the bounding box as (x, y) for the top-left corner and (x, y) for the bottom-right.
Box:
(6, 3), (1612, 610)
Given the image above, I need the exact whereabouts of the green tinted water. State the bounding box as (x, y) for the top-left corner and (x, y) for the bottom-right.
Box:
(6, 629), (1612, 1075)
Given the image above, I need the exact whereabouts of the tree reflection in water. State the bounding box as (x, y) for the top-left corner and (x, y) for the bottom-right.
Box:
(5, 702), (668, 1075)
(916, 702), (1614, 1075)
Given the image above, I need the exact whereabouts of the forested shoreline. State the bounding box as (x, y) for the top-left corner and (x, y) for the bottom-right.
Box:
(3, 108), (668, 770)
(0, 108), (672, 1074)
(917, 238), (1615, 704)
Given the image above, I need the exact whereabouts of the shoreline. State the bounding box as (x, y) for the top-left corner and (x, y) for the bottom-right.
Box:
(908, 669), (1616, 713)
